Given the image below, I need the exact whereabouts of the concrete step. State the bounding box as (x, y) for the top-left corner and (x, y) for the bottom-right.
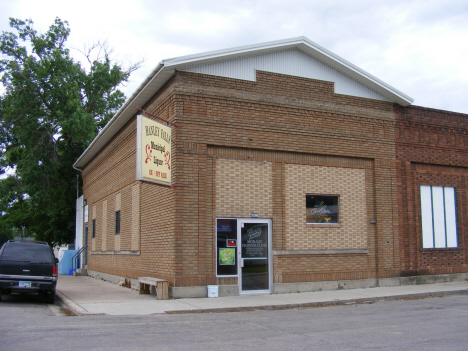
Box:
(74, 268), (88, 276)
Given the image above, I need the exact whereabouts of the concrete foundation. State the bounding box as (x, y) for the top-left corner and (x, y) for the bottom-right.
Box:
(378, 277), (401, 287)
(273, 278), (379, 294)
(169, 285), (240, 298)
(400, 273), (468, 285)
(87, 270), (140, 290)
(83, 271), (468, 298)
(219, 285), (240, 297)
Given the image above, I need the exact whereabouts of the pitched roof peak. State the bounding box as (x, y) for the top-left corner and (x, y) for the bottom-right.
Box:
(74, 37), (413, 168)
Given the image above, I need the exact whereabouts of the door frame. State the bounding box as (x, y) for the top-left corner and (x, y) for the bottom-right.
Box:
(237, 218), (272, 294)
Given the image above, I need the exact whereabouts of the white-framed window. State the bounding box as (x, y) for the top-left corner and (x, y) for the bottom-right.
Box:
(420, 185), (458, 248)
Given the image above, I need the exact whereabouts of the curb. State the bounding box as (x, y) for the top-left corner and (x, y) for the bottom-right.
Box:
(55, 290), (103, 316)
(165, 289), (468, 314)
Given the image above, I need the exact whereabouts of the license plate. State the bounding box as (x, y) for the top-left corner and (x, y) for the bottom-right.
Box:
(19, 281), (32, 288)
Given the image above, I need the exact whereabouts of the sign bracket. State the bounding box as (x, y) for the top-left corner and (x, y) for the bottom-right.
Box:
(137, 107), (183, 128)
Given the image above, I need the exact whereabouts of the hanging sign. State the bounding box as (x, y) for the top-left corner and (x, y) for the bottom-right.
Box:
(136, 115), (172, 186)
(84, 205), (89, 223)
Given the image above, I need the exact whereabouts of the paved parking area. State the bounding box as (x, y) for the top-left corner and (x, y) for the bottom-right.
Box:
(56, 275), (468, 316)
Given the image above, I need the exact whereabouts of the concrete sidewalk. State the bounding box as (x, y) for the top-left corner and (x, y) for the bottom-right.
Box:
(56, 275), (468, 316)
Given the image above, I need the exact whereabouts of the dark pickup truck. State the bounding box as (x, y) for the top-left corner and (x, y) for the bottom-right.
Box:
(0, 239), (58, 303)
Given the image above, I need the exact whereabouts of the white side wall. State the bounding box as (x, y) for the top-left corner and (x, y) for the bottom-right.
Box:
(75, 196), (84, 268)
(182, 49), (390, 102)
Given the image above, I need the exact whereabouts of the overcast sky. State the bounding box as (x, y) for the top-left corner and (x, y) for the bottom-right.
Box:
(1, 0), (467, 114)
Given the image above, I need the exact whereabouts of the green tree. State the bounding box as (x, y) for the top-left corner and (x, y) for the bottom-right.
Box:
(0, 18), (140, 246)
(0, 221), (15, 247)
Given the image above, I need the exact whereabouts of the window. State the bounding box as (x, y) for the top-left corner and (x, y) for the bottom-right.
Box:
(92, 219), (96, 238)
(2, 242), (54, 262)
(216, 219), (237, 276)
(420, 186), (458, 248)
(306, 195), (339, 224)
(115, 211), (120, 235)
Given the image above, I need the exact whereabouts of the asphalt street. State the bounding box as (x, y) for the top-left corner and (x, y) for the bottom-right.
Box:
(1, 293), (468, 351)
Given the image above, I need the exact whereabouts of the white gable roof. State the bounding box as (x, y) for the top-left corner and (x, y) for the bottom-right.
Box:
(182, 49), (390, 102)
(74, 36), (413, 168)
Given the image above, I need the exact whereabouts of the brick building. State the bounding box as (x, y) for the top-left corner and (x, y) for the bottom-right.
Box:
(395, 105), (468, 278)
(74, 37), (465, 297)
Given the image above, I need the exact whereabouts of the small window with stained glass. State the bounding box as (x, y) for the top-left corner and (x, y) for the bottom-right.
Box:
(306, 195), (339, 224)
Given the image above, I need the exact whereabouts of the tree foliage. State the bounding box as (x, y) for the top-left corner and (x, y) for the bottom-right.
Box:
(0, 18), (139, 246)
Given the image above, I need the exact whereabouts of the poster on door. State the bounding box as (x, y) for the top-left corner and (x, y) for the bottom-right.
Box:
(219, 248), (235, 265)
(241, 224), (268, 258)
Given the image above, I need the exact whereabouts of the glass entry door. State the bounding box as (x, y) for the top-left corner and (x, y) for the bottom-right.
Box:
(238, 219), (272, 293)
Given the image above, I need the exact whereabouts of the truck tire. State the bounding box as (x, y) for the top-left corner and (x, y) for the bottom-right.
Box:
(46, 291), (55, 304)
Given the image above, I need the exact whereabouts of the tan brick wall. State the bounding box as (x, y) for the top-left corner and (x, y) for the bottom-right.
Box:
(89, 186), (137, 252)
(170, 70), (398, 284)
(131, 184), (140, 251)
(82, 86), (178, 283)
(115, 193), (121, 211)
(101, 200), (107, 251)
(82, 120), (137, 204)
(139, 182), (175, 280)
(285, 164), (367, 250)
(395, 106), (468, 276)
(216, 159), (273, 218)
(81, 68), (400, 287)
(114, 231), (120, 251)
